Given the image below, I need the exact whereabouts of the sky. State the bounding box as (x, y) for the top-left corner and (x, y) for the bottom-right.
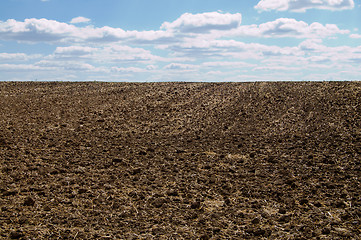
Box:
(0, 0), (360, 81)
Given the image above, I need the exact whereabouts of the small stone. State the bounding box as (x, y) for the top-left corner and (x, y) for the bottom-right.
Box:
(23, 196), (35, 206)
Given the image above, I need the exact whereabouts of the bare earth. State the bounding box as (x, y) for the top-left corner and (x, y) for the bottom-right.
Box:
(0, 82), (360, 239)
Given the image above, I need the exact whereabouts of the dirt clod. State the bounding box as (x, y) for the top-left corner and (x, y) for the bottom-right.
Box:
(322, 227), (331, 235)
(279, 215), (291, 223)
(190, 200), (201, 209)
(112, 158), (123, 163)
(278, 208), (287, 214)
(23, 196), (35, 206)
(251, 217), (261, 224)
(9, 231), (24, 239)
(152, 198), (166, 208)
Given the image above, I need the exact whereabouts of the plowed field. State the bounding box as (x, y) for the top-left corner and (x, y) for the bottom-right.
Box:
(1, 82), (360, 239)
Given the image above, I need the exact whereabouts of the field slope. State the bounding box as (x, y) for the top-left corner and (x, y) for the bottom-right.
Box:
(1, 82), (360, 239)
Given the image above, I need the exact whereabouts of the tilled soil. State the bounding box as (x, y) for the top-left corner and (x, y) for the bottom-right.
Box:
(0, 81), (360, 239)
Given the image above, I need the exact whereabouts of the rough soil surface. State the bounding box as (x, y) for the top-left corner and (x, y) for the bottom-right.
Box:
(0, 82), (360, 239)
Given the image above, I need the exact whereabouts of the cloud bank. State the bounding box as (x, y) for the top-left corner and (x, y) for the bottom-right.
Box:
(0, 15), (348, 45)
(255, 0), (355, 12)
(0, 11), (360, 81)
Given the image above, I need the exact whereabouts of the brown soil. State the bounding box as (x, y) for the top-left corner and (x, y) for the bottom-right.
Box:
(0, 82), (360, 239)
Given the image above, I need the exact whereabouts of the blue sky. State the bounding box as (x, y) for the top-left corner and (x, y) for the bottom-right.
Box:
(0, 0), (360, 81)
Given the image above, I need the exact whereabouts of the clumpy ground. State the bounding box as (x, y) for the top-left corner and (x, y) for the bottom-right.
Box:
(0, 82), (360, 239)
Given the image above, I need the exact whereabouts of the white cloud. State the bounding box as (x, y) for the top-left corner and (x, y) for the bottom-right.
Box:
(0, 18), (127, 43)
(255, 0), (355, 12)
(253, 65), (300, 71)
(110, 67), (146, 73)
(0, 18), (174, 44)
(35, 60), (96, 71)
(161, 12), (242, 33)
(54, 46), (95, 55)
(165, 39), (304, 60)
(0, 53), (41, 61)
(39, 44), (169, 77)
(206, 70), (223, 75)
(202, 61), (256, 68)
(146, 65), (157, 70)
(299, 38), (325, 51)
(0, 63), (45, 71)
(299, 39), (361, 64)
(0, 16), (347, 47)
(164, 63), (197, 70)
(350, 33), (361, 38)
(231, 18), (349, 38)
(70, 17), (91, 24)
(98, 44), (164, 63)
(0, 18), (80, 42)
